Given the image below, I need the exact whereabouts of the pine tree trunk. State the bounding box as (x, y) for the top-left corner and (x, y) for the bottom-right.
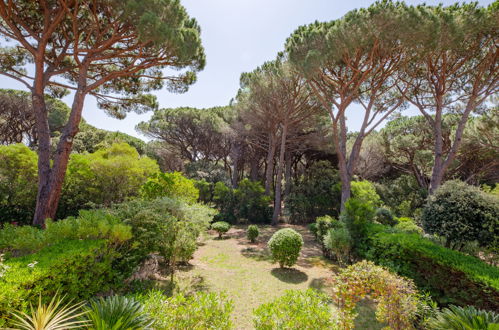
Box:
(265, 135), (276, 195)
(272, 124), (287, 226)
(284, 151), (292, 198)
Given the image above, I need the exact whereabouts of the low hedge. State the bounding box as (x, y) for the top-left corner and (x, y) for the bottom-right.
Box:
(362, 226), (499, 310)
(0, 239), (123, 326)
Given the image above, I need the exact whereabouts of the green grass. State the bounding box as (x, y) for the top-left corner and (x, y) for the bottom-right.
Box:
(174, 225), (381, 329)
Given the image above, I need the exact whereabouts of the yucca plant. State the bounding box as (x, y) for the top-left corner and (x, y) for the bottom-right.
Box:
(428, 305), (499, 330)
(84, 296), (154, 330)
(9, 294), (88, 330)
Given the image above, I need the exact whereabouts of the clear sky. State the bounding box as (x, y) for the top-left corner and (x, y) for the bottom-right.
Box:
(0, 0), (494, 140)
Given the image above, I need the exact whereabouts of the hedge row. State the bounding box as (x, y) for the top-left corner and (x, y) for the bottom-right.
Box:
(362, 225), (499, 310)
(0, 239), (123, 326)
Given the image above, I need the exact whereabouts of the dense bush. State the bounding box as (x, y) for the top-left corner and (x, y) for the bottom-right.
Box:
(137, 290), (233, 329)
(395, 217), (423, 234)
(0, 240), (124, 326)
(253, 289), (333, 329)
(0, 209), (132, 255)
(315, 215), (337, 244)
(141, 171), (199, 204)
(323, 223), (352, 265)
(421, 180), (499, 251)
(195, 179), (214, 203)
(110, 198), (214, 265)
(374, 207), (397, 226)
(84, 296), (154, 330)
(211, 221), (231, 238)
(286, 161), (341, 222)
(268, 228), (303, 268)
(363, 225), (499, 310)
(247, 225), (259, 243)
(332, 260), (420, 330)
(342, 198), (375, 249)
(0, 144), (37, 225)
(350, 180), (381, 207)
(213, 179), (272, 224)
(427, 305), (499, 329)
(58, 143), (159, 218)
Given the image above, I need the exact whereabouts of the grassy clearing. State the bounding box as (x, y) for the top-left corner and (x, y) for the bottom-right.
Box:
(171, 225), (381, 329)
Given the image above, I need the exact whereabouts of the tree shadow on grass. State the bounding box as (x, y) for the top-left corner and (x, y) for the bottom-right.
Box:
(240, 247), (272, 262)
(308, 277), (329, 292)
(271, 267), (308, 284)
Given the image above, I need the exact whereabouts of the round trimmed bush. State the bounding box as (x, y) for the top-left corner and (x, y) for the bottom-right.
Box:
(211, 221), (231, 238)
(421, 180), (499, 250)
(247, 225), (259, 243)
(268, 228), (303, 268)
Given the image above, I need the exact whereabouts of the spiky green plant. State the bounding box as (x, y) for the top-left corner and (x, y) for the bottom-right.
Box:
(428, 305), (499, 330)
(84, 296), (154, 330)
(10, 294), (88, 330)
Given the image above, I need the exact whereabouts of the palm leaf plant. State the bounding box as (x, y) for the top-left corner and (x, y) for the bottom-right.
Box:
(428, 305), (499, 330)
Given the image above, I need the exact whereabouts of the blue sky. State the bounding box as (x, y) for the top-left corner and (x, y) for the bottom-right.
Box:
(0, 0), (494, 140)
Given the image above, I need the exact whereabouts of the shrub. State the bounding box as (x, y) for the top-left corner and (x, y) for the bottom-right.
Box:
(211, 221), (231, 238)
(10, 294), (89, 330)
(374, 207), (397, 226)
(141, 172), (199, 204)
(315, 215), (337, 244)
(195, 179), (213, 203)
(421, 180), (499, 251)
(331, 260), (420, 330)
(308, 223), (318, 239)
(374, 175), (427, 218)
(0, 240), (124, 326)
(137, 290), (233, 330)
(253, 289), (333, 329)
(0, 209), (132, 255)
(323, 224), (353, 265)
(286, 161), (341, 223)
(363, 225), (499, 310)
(247, 225), (259, 243)
(268, 228), (303, 268)
(342, 198), (375, 249)
(0, 144), (37, 226)
(351, 180), (381, 207)
(395, 217), (423, 234)
(427, 305), (499, 330)
(84, 296), (154, 330)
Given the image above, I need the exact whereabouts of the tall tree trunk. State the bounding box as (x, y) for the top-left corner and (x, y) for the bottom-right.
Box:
(272, 124), (287, 226)
(265, 134), (276, 195)
(284, 151), (292, 198)
(429, 103), (444, 195)
(231, 141), (242, 188)
(250, 157), (259, 181)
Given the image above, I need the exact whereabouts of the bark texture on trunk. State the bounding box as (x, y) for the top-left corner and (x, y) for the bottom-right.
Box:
(284, 151), (292, 198)
(264, 134), (276, 195)
(272, 124), (287, 226)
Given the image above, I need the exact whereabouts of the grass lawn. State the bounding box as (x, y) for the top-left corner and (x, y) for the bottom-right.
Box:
(171, 224), (381, 329)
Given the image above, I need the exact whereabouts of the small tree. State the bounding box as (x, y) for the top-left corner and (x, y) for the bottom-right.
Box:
(247, 225), (259, 243)
(211, 221), (231, 239)
(268, 228), (303, 268)
(421, 180), (499, 251)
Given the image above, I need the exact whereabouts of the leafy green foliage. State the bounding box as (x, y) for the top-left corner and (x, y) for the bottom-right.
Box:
(0, 209), (131, 255)
(211, 221), (231, 238)
(10, 294), (89, 330)
(213, 179), (272, 224)
(394, 217), (423, 234)
(315, 215), (337, 244)
(422, 180), (499, 250)
(247, 225), (259, 243)
(0, 240), (123, 326)
(84, 296), (153, 330)
(110, 198), (214, 265)
(0, 144), (37, 225)
(253, 289), (333, 329)
(351, 180), (381, 207)
(342, 198), (375, 249)
(268, 228), (303, 268)
(427, 305), (499, 330)
(59, 143), (159, 218)
(286, 161), (341, 222)
(141, 172), (199, 204)
(137, 290), (233, 330)
(374, 175), (427, 218)
(374, 207), (397, 226)
(332, 260), (420, 330)
(363, 225), (499, 309)
(323, 223), (353, 265)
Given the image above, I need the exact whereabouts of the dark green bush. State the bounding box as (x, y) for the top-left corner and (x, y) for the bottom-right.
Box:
(323, 223), (353, 265)
(286, 161), (341, 223)
(0, 240), (124, 326)
(268, 228), (303, 268)
(213, 179), (272, 224)
(342, 198), (375, 249)
(212, 221), (231, 238)
(421, 180), (499, 251)
(363, 225), (499, 310)
(247, 225), (259, 243)
(315, 215), (337, 244)
(374, 207), (397, 226)
(253, 289), (333, 329)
